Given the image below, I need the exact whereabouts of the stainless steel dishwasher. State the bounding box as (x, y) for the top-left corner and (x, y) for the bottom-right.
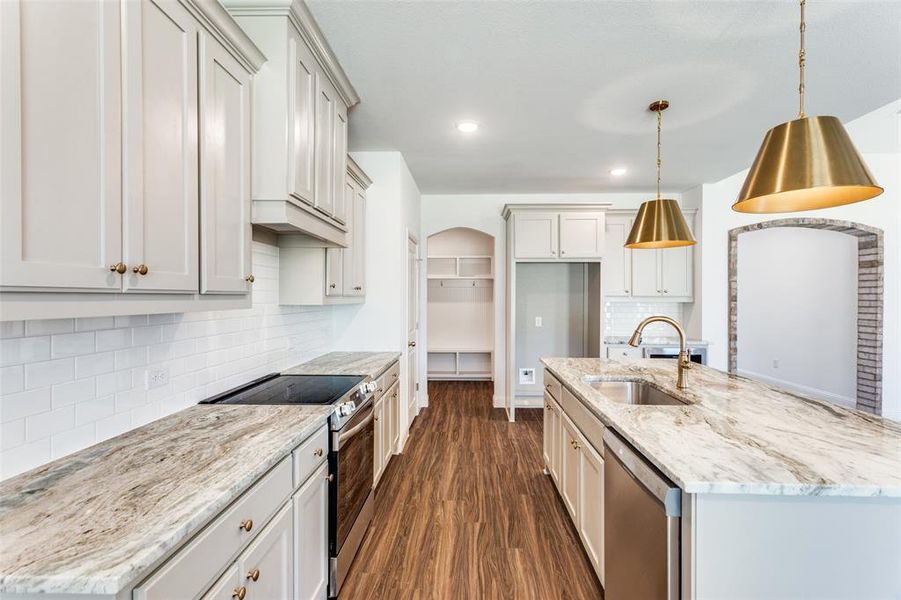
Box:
(603, 428), (682, 599)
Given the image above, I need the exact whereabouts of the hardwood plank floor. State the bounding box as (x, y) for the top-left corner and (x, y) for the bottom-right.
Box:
(340, 381), (604, 599)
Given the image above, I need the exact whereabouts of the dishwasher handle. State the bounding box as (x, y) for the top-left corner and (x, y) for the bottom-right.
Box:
(603, 428), (681, 517)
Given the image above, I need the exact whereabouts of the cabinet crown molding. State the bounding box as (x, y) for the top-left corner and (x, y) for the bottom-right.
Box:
(347, 156), (373, 189)
(501, 203), (613, 220)
(222, 0), (360, 106)
(185, 0), (267, 72)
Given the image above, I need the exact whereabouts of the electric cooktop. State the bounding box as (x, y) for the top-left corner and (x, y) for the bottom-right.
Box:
(200, 373), (365, 406)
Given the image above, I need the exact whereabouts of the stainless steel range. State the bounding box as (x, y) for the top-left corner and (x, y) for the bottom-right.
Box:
(201, 373), (377, 598)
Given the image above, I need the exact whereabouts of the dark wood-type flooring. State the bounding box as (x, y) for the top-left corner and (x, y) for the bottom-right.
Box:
(340, 381), (604, 599)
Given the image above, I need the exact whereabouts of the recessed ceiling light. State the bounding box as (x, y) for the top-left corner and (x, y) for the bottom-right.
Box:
(456, 121), (479, 133)
(609, 167), (628, 177)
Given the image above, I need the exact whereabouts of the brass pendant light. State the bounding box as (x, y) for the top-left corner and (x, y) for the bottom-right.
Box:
(625, 100), (696, 249)
(733, 0), (882, 213)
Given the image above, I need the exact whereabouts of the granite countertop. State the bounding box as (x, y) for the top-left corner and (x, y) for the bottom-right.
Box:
(0, 404), (332, 595)
(604, 336), (709, 346)
(283, 351), (401, 379)
(542, 357), (901, 498)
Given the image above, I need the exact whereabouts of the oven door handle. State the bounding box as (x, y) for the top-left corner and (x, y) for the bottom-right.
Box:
(337, 407), (374, 446)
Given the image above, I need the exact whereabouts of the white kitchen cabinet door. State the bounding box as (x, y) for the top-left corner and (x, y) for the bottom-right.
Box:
(123, 0), (199, 293)
(388, 384), (400, 453)
(543, 392), (562, 485)
(200, 562), (241, 600)
(559, 212), (605, 259)
(325, 248), (343, 296)
(332, 107), (348, 224)
(577, 433), (605, 585)
(560, 414), (581, 521)
(313, 74), (335, 217)
(294, 461), (328, 600)
(199, 32), (252, 295)
(631, 248), (660, 297)
(513, 213), (558, 259)
(602, 216), (632, 297)
(240, 502), (293, 600)
(0, 0), (123, 291)
(340, 179), (356, 295)
(373, 398), (385, 486)
(288, 35), (316, 206)
(348, 188), (366, 296)
(660, 246), (693, 299)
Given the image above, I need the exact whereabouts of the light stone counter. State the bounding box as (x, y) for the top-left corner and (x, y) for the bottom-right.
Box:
(541, 357), (901, 497)
(0, 404), (332, 595)
(283, 351), (401, 379)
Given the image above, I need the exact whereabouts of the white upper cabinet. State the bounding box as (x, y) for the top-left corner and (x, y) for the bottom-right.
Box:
(0, 0), (265, 320)
(123, 0), (200, 293)
(226, 0), (360, 246)
(513, 213), (559, 259)
(288, 35), (317, 206)
(659, 246), (693, 298)
(1, 0), (123, 291)
(559, 212), (605, 259)
(199, 32), (253, 294)
(602, 216), (632, 297)
(631, 246), (661, 297)
(507, 207), (607, 261)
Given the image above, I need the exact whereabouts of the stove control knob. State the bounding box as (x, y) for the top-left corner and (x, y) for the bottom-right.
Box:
(365, 382), (378, 394)
(337, 402), (356, 417)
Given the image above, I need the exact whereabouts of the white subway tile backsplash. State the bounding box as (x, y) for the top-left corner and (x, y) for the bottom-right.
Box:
(604, 301), (686, 338)
(0, 242), (332, 480)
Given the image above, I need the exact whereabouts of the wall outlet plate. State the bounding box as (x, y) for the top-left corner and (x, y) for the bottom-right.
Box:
(519, 368), (536, 385)
(146, 367), (170, 390)
(534, 316), (543, 327)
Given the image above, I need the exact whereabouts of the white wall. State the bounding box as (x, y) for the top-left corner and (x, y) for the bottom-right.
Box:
(420, 191), (684, 404)
(331, 152), (421, 443)
(0, 242), (332, 480)
(737, 227), (858, 407)
(698, 99), (901, 420)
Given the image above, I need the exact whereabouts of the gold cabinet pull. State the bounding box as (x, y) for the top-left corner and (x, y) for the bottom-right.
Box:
(245, 274), (255, 283)
(353, 286), (362, 291)
(329, 283), (336, 288)
(314, 448), (323, 457)
(232, 587), (246, 600)
(132, 264), (148, 275)
(109, 262), (127, 274)
(239, 519), (253, 532)
(246, 568), (260, 582)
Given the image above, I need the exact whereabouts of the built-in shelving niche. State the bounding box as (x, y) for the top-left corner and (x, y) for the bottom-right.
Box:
(426, 228), (494, 381)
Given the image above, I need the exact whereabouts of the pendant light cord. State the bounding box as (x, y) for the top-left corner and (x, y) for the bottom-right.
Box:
(798, 0), (806, 118)
(656, 107), (662, 200)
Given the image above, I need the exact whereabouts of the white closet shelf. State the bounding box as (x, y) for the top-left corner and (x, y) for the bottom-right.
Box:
(426, 275), (494, 280)
(428, 346), (493, 353)
(427, 350), (493, 380)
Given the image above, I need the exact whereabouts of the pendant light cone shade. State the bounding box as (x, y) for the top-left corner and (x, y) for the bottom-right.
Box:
(733, 115), (883, 213)
(625, 198), (696, 249)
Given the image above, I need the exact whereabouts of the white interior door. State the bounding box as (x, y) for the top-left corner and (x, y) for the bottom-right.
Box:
(123, 0), (199, 293)
(407, 235), (420, 423)
(1, 0), (123, 291)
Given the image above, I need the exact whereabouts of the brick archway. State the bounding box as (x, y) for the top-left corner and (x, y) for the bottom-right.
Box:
(728, 218), (884, 414)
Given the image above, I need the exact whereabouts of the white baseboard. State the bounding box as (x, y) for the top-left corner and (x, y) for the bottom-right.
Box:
(736, 369), (856, 409)
(419, 394), (428, 408)
(492, 395), (504, 408)
(515, 397), (544, 408)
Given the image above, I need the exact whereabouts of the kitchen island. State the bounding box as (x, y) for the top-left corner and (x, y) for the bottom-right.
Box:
(542, 357), (901, 598)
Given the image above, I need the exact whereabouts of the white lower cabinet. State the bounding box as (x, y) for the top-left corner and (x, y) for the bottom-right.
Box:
(543, 371), (605, 587)
(374, 372), (401, 488)
(294, 462), (329, 600)
(202, 562), (242, 600)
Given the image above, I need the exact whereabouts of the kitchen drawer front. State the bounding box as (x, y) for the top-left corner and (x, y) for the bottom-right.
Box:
(606, 345), (642, 360)
(134, 456), (293, 600)
(292, 423), (329, 488)
(376, 361), (400, 399)
(544, 369), (562, 402)
(561, 387), (605, 459)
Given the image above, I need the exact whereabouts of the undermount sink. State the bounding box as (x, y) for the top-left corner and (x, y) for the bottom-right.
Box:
(583, 378), (687, 406)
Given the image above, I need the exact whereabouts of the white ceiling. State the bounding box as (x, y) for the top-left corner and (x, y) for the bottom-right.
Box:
(307, 1), (901, 194)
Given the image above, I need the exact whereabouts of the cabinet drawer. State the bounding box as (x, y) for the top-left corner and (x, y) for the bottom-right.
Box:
(292, 423), (329, 488)
(606, 345), (643, 359)
(376, 361), (400, 399)
(543, 369), (562, 401)
(134, 456), (292, 600)
(561, 387), (605, 459)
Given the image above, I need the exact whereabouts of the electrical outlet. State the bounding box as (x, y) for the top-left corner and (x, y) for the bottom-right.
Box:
(534, 316), (543, 327)
(146, 367), (170, 390)
(519, 368), (535, 385)
(772, 359), (780, 369)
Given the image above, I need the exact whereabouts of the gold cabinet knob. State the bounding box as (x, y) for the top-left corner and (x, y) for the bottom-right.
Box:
(246, 568), (260, 582)
(329, 283), (336, 288)
(245, 274), (255, 283)
(545, 404), (551, 410)
(132, 264), (148, 275)
(314, 448), (323, 457)
(393, 373), (398, 379)
(109, 262), (127, 274)
(232, 586), (247, 600)
(239, 519), (253, 532)
(325, 473), (334, 482)
(353, 286), (362, 291)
